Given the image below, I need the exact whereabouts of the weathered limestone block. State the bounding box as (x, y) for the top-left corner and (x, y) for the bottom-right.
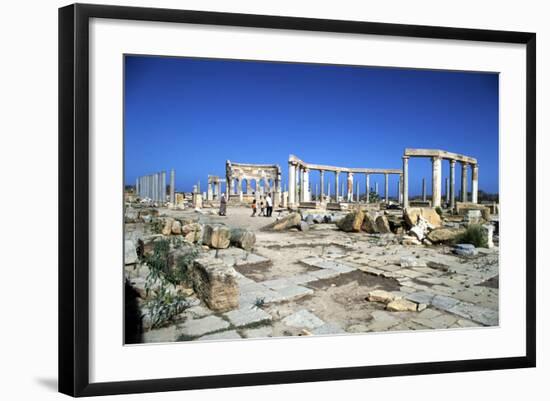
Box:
(298, 221), (310, 232)
(202, 225), (231, 249)
(161, 218), (175, 236)
(386, 298), (418, 312)
(361, 213), (378, 233)
(403, 207), (441, 228)
(367, 289), (396, 304)
(427, 227), (466, 244)
(455, 202), (490, 220)
(263, 212), (301, 231)
(191, 255), (239, 312)
(400, 256), (426, 268)
(465, 210), (482, 225)
(230, 228), (256, 251)
(375, 215), (392, 233)
(336, 210), (364, 232)
(124, 239), (138, 265)
(171, 220), (182, 235)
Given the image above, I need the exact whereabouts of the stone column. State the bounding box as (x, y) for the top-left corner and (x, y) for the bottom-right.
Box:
(217, 182), (222, 199)
(365, 174), (370, 203)
(471, 164), (479, 203)
(314, 184), (318, 200)
(432, 157), (442, 208)
(170, 169), (175, 204)
(375, 182), (379, 195)
(384, 173), (389, 203)
(335, 172), (339, 201)
(445, 177), (450, 204)
(403, 156), (409, 208)
(303, 168), (310, 202)
(399, 174), (404, 204)
(288, 163), (296, 206)
(161, 171), (166, 203)
(346, 172), (353, 202)
(422, 178), (426, 202)
(135, 178), (139, 196)
(327, 182), (331, 201)
(356, 181), (360, 202)
(449, 160), (456, 209)
(153, 174), (157, 202)
(246, 179), (252, 195)
(237, 178), (243, 201)
(320, 170), (325, 201)
(461, 162), (468, 203)
(207, 183), (213, 201)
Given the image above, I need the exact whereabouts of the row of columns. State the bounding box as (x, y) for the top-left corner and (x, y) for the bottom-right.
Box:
(228, 177), (279, 197)
(288, 162), (402, 206)
(402, 156), (478, 209)
(136, 169), (175, 204)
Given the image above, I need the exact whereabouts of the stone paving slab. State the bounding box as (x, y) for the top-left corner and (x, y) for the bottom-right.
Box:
(261, 278), (295, 290)
(309, 268), (342, 280)
(287, 273), (318, 285)
(235, 253), (271, 268)
(311, 323), (346, 335)
(282, 309), (325, 329)
(179, 315), (230, 337)
(224, 306), (272, 327)
(406, 291), (430, 304)
(199, 330), (242, 341)
(270, 285), (314, 303)
(241, 326), (274, 339)
(448, 303), (499, 326)
(142, 326), (178, 343)
(431, 294), (461, 311)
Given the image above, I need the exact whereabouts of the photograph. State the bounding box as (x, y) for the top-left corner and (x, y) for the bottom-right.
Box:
(123, 54), (499, 345)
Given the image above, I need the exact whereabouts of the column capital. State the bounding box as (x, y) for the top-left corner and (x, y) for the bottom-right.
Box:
(450, 159), (456, 166)
(432, 156), (442, 162)
(402, 155), (410, 160)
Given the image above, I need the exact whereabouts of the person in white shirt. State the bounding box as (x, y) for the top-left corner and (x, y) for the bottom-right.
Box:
(265, 194), (273, 217)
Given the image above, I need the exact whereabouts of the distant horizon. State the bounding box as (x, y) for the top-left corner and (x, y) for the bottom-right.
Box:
(124, 55), (499, 197)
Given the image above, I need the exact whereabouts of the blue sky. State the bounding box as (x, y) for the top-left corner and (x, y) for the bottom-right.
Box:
(124, 55), (498, 196)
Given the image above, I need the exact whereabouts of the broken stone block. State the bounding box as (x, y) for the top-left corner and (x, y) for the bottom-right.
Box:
(298, 221), (310, 231)
(367, 289), (396, 304)
(171, 220), (182, 235)
(229, 228), (256, 251)
(161, 218), (175, 236)
(202, 224), (231, 249)
(403, 207), (441, 228)
(409, 225), (425, 241)
(375, 215), (392, 233)
(465, 210), (482, 225)
(336, 210), (364, 232)
(386, 298), (418, 312)
(401, 235), (422, 246)
(361, 213), (378, 233)
(453, 243), (478, 256)
(191, 255), (239, 312)
(427, 227), (465, 244)
(264, 212), (301, 231)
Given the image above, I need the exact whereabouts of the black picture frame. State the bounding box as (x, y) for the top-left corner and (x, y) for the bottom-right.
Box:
(58, 3), (536, 397)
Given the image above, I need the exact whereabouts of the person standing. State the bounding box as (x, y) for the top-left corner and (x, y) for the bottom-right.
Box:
(218, 194), (227, 216)
(250, 198), (257, 217)
(266, 193), (273, 217)
(259, 196), (265, 216)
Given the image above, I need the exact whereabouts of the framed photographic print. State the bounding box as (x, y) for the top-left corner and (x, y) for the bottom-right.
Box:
(58, 3), (536, 397)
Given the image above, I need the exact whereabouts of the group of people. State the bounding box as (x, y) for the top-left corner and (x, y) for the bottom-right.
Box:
(251, 194), (273, 217)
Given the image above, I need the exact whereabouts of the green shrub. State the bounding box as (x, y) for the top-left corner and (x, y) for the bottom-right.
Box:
(456, 224), (487, 248)
(435, 206), (443, 216)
